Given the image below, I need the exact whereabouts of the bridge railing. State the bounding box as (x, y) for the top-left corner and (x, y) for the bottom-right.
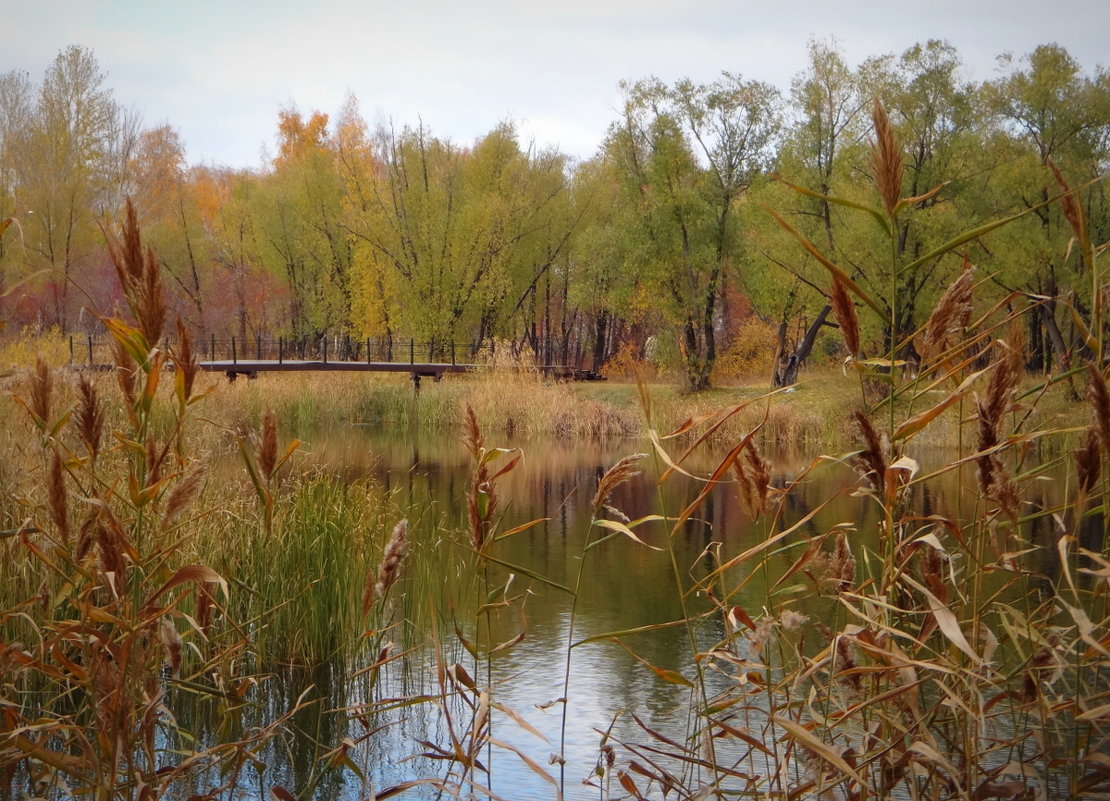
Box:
(66, 334), (482, 367)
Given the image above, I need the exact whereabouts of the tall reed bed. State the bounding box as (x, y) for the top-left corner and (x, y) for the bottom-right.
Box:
(572, 98), (1109, 800)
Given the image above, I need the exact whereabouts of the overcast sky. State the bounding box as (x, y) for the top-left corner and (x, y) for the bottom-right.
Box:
(5, 1), (1108, 170)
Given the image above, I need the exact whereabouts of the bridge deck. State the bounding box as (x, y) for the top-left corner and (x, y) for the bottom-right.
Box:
(196, 360), (602, 381)
(200, 359), (474, 377)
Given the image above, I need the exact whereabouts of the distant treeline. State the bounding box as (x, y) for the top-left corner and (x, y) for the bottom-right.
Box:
(1, 40), (1107, 388)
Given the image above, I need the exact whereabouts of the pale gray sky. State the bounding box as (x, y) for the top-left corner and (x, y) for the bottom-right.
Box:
(4, 1), (1108, 169)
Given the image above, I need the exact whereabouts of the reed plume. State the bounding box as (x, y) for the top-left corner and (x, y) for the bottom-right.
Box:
(74, 374), (105, 463)
(48, 449), (69, 545)
(869, 98), (903, 217)
(361, 519), (409, 616)
(921, 261), (975, 368)
(105, 198), (166, 346)
(463, 405), (496, 551)
(854, 411), (887, 493)
(1075, 427), (1100, 496)
(163, 466), (205, 528)
(171, 317), (198, 401)
(27, 356), (52, 426)
(1047, 158), (1085, 242)
(592, 453), (646, 516)
(976, 345), (1021, 519)
(830, 276), (860, 357)
(113, 338), (138, 409)
(258, 409), (278, 479)
(1086, 362), (1110, 456)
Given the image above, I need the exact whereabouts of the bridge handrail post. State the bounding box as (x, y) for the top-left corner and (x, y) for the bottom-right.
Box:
(366, 337), (371, 365)
(231, 337), (237, 364)
(323, 336), (328, 364)
(410, 338), (414, 365)
(256, 335), (261, 361)
(278, 336), (283, 364)
(87, 335), (93, 365)
(451, 340), (455, 366)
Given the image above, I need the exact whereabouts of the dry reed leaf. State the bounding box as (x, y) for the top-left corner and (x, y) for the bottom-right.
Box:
(772, 715), (864, 785)
(901, 575), (982, 665)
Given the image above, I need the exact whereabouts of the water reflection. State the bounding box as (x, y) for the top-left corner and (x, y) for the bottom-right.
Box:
(190, 426), (1076, 799)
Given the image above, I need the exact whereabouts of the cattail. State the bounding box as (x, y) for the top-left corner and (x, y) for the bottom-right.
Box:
(922, 262), (975, 368)
(258, 409), (278, 479)
(592, 453), (647, 516)
(163, 465), (205, 527)
(48, 449), (69, 545)
(361, 520), (409, 615)
(869, 98), (904, 218)
(74, 374), (105, 463)
(830, 276), (860, 357)
(854, 411), (887, 493)
(27, 357), (52, 427)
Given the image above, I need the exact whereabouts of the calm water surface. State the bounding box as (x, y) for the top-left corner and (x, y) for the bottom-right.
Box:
(215, 423), (1065, 800)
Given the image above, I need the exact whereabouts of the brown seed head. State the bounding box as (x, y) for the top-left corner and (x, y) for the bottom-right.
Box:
(830, 277), (860, 358)
(1086, 362), (1110, 456)
(163, 465), (205, 527)
(106, 198), (166, 346)
(854, 411), (887, 493)
(362, 519), (409, 615)
(259, 409), (278, 479)
(74, 374), (105, 462)
(869, 98), (904, 218)
(27, 357), (52, 426)
(922, 262), (975, 367)
(744, 445), (772, 516)
(1076, 427), (1101, 495)
(1047, 158), (1084, 242)
(48, 449), (70, 545)
(592, 453), (647, 516)
(172, 317), (198, 400)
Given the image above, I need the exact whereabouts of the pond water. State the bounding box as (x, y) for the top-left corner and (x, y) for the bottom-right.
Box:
(195, 423), (1071, 800)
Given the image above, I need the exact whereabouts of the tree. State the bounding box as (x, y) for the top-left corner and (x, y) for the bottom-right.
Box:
(985, 44), (1110, 370)
(608, 74), (780, 390)
(0, 45), (139, 330)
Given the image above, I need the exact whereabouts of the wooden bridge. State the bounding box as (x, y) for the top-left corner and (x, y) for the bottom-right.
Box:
(67, 334), (604, 384)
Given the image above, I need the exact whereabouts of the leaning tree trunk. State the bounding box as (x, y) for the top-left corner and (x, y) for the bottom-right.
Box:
(773, 305), (831, 387)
